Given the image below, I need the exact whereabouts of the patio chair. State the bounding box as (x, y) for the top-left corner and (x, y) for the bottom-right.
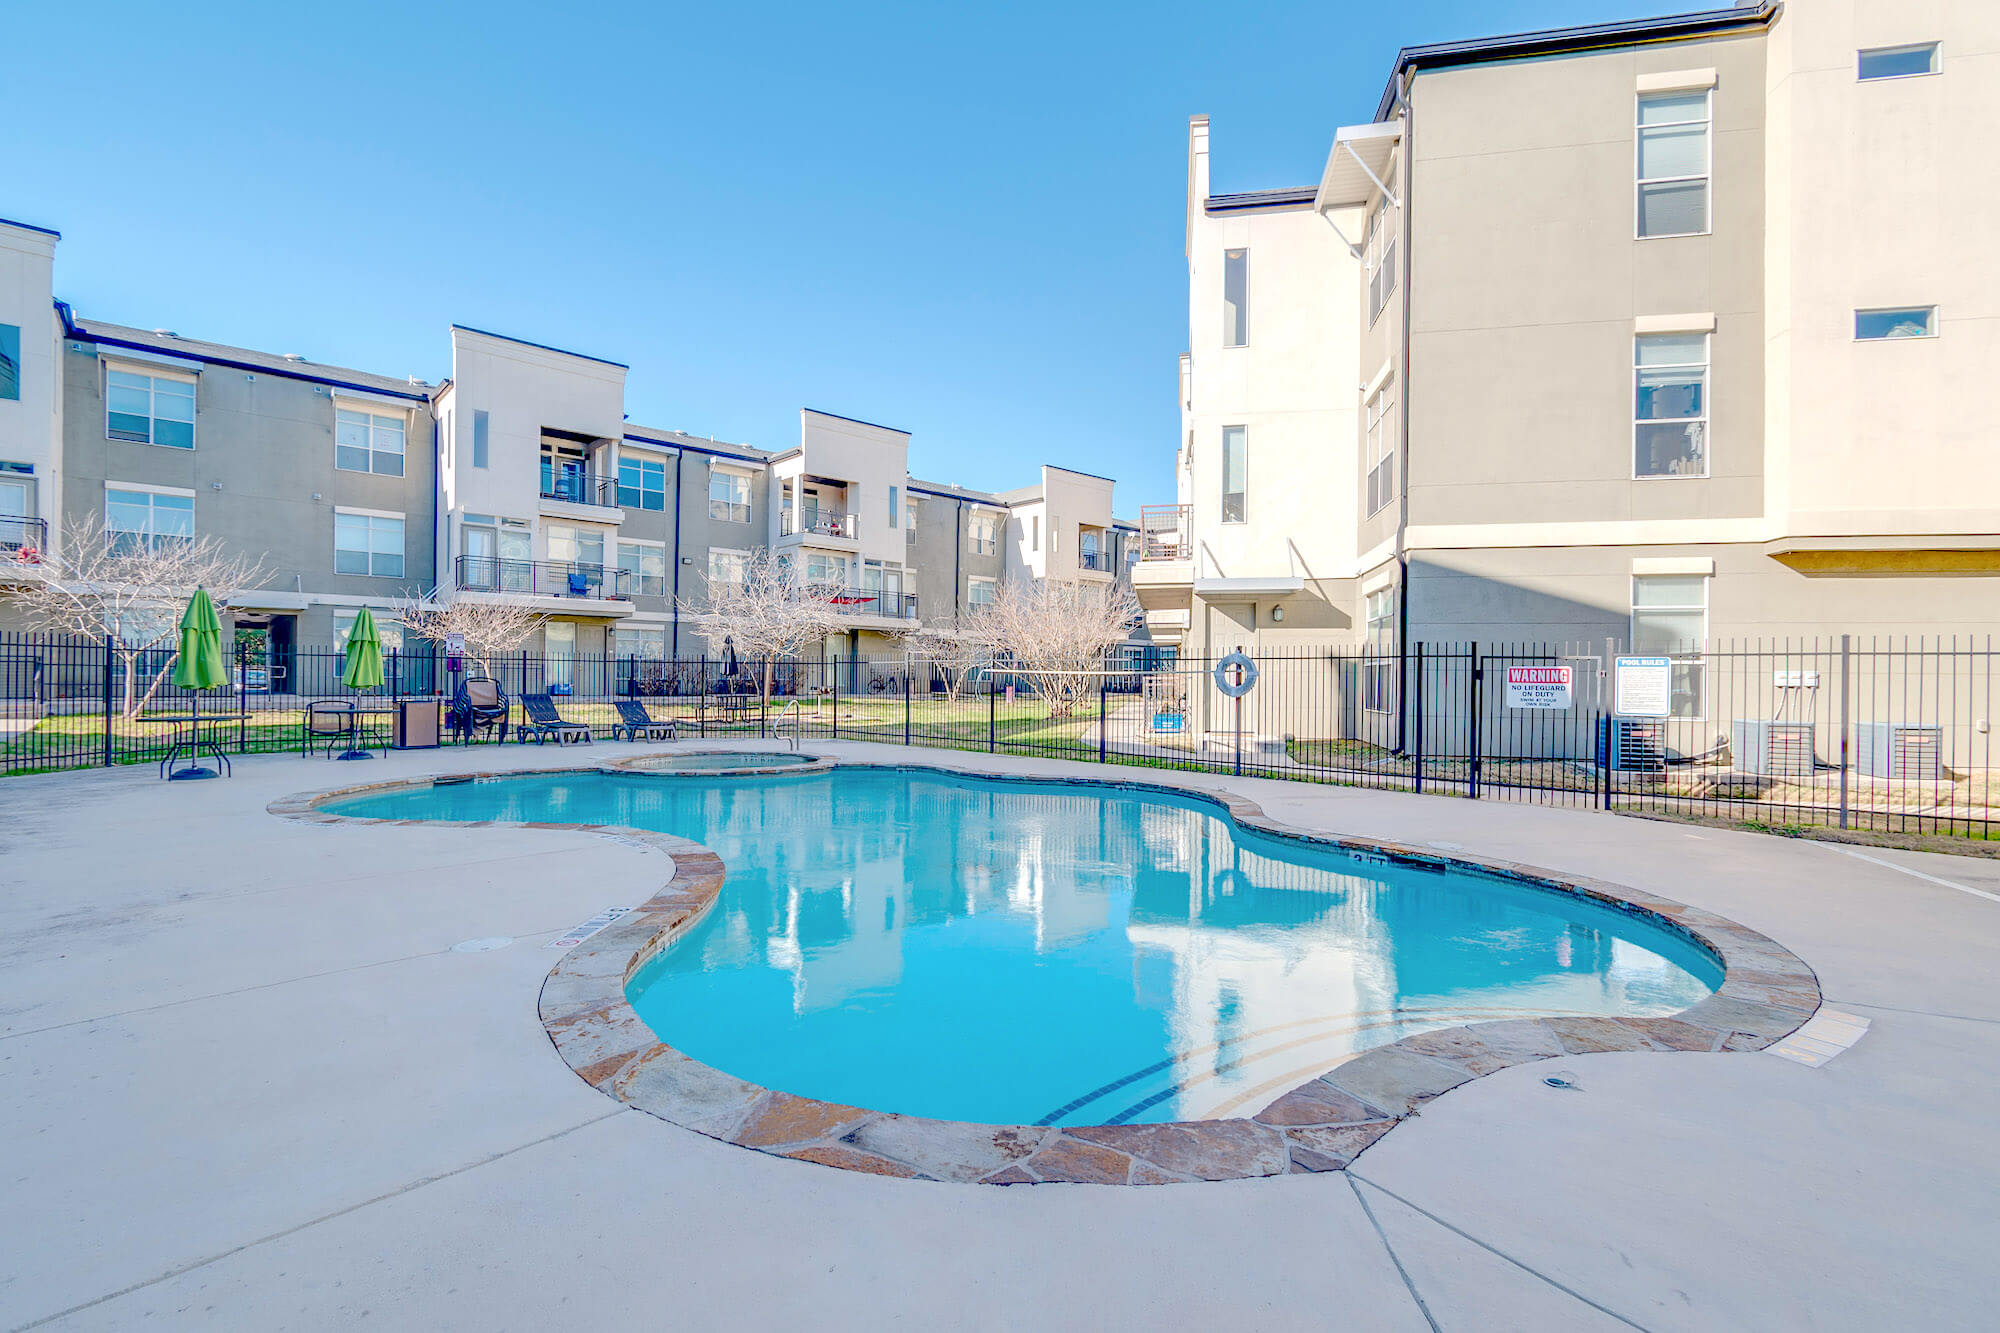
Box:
(449, 677), (510, 745)
(519, 692), (592, 745)
(612, 699), (677, 742)
(303, 700), (355, 758)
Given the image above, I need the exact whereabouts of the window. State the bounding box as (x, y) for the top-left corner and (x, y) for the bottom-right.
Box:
(335, 512), (404, 578)
(1222, 248), (1248, 347)
(1364, 587), (1396, 714)
(336, 408), (405, 476)
(887, 485), (899, 529)
(1636, 91), (1710, 238)
(804, 551), (848, 585)
(1364, 381), (1396, 515)
(0, 323), (18, 401)
(545, 522), (605, 569)
(617, 626), (667, 660)
(1631, 574), (1707, 717)
(333, 609), (404, 653)
(1858, 43), (1939, 80)
(544, 621), (575, 688)
(1855, 306), (1936, 340)
(1634, 333), (1708, 477)
(1031, 515), (1040, 552)
(617, 456), (667, 510)
(708, 548), (750, 591)
(1364, 207), (1397, 324)
(709, 468), (750, 522)
(106, 369), (195, 448)
(471, 409), (489, 469)
(1221, 426), (1246, 523)
(969, 511), (998, 555)
(906, 498), (917, 539)
(969, 576), (997, 608)
(618, 540), (667, 596)
(105, 488), (193, 555)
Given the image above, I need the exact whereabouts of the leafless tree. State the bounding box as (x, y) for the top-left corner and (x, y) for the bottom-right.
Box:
(396, 594), (546, 676)
(5, 512), (268, 717)
(960, 578), (1139, 716)
(677, 550), (848, 702)
(895, 625), (988, 701)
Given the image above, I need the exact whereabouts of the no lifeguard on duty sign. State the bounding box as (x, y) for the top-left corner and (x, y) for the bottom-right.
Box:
(1504, 664), (1573, 710)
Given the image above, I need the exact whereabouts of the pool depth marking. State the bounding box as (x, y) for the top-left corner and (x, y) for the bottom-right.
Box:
(276, 756), (1825, 1187)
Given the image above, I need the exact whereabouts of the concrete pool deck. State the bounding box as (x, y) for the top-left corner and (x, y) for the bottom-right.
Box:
(2, 741), (1996, 1329)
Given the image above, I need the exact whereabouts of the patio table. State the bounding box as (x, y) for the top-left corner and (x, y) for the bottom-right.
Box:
(151, 713), (234, 781)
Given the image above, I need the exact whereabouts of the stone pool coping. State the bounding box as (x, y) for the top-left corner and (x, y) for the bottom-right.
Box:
(270, 757), (1822, 1187)
(603, 750), (837, 778)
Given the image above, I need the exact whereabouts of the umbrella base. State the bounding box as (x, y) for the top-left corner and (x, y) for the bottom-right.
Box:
(167, 766), (220, 781)
(336, 750), (375, 761)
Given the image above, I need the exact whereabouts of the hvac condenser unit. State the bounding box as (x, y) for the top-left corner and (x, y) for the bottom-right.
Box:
(1731, 720), (1817, 778)
(1600, 718), (1666, 773)
(1855, 722), (1944, 781)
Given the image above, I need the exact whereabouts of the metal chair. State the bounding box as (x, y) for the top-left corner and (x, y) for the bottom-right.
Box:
(449, 677), (510, 744)
(303, 701), (356, 758)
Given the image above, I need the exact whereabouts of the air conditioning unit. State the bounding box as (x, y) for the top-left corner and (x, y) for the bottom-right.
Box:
(1599, 718), (1666, 773)
(1855, 722), (1943, 781)
(1731, 720), (1816, 778)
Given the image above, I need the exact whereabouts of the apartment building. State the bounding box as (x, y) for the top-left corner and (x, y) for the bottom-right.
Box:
(1, 220), (1138, 674)
(1141, 0), (2000, 697)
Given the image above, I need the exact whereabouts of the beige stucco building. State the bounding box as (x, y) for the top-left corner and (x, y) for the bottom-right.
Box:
(1139, 0), (2000, 683)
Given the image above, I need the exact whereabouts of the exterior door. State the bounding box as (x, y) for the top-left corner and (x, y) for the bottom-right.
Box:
(0, 476), (30, 553)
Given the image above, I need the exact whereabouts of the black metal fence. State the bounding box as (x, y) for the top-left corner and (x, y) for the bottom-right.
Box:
(2, 632), (1992, 838)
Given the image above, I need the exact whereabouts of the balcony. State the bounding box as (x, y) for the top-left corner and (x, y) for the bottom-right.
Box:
(1078, 548), (1111, 573)
(456, 555), (632, 601)
(539, 470), (620, 509)
(2, 515), (48, 556)
(829, 590), (919, 620)
(782, 506), (857, 540)
(1139, 504), (1192, 561)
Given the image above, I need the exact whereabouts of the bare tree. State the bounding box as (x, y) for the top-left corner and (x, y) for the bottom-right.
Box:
(396, 594), (546, 676)
(960, 579), (1138, 716)
(895, 625), (987, 702)
(677, 550), (848, 702)
(5, 512), (269, 717)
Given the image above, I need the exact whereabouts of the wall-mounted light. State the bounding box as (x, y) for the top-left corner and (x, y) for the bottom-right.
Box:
(210, 481), (223, 491)
(1270, 606), (1286, 623)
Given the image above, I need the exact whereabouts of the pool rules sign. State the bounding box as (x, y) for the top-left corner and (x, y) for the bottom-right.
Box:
(1504, 664), (1573, 710)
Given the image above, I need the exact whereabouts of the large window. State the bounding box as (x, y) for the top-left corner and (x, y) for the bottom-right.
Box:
(1364, 587), (1396, 714)
(1222, 248), (1248, 347)
(333, 609), (404, 653)
(1364, 206), (1397, 324)
(968, 576), (997, 608)
(105, 488), (193, 555)
(709, 468), (750, 522)
(619, 540), (667, 596)
(335, 512), (404, 578)
(545, 522), (605, 569)
(618, 456), (667, 510)
(1631, 574), (1707, 717)
(708, 547), (750, 590)
(1221, 426), (1246, 523)
(1636, 91), (1710, 238)
(968, 511), (997, 555)
(804, 551), (848, 586)
(1634, 333), (1708, 477)
(1855, 307), (1936, 340)
(617, 625), (667, 660)
(106, 369), (195, 448)
(1858, 43), (1939, 80)
(0, 323), (19, 401)
(336, 408), (405, 475)
(1365, 381), (1396, 515)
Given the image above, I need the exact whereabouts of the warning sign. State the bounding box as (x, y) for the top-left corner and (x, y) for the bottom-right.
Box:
(1505, 665), (1573, 710)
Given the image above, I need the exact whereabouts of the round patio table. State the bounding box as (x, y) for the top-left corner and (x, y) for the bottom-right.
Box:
(151, 713), (234, 781)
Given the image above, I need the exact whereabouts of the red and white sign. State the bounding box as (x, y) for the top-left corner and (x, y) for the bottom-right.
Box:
(1505, 664), (1573, 710)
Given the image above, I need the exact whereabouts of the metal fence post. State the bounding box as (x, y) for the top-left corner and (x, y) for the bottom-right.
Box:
(102, 633), (114, 767)
(236, 639), (248, 754)
(1839, 633), (1851, 830)
(831, 667), (838, 740)
(1467, 641), (1482, 799)
(1098, 680), (1108, 764)
(1412, 644), (1425, 795)
(904, 672), (911, 747)
(988, 680), (996, 753)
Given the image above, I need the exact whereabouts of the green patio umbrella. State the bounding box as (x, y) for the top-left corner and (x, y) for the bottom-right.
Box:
(341, 606), (385, 690)
(172, 588), (229, 690)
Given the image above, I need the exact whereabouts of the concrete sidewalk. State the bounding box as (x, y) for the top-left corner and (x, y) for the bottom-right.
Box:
(3, 741), (1995, 1330)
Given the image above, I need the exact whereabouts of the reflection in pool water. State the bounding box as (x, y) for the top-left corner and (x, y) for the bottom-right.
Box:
(325, 768), (1721, 1125)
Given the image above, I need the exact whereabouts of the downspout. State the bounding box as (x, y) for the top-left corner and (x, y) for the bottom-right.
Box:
(430, 410), (441, 603)
(952, 499), (964, 628)
(1396, 65), (1416, 754)
(669, 449), (685, 658)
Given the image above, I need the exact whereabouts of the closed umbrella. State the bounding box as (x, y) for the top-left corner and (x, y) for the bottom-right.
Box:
(337, 606), (384, 760)
(165, 588), (229, 780)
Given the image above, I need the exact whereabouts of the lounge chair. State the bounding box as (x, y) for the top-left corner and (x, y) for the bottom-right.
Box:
(612, 699), (678, 742)
(303, 700), (355, 758)
(449, 677), (510, 744)
(519, 692), (592, 745)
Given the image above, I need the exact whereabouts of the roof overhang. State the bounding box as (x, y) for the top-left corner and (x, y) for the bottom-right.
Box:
(1194, 576), (1306, 598)
(1315, 121), (1402, 213)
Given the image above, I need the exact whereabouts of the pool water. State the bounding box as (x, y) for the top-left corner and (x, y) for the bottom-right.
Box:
(325, 768), (1721, 1126)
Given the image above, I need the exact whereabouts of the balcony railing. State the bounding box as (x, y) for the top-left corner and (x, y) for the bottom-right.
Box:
(2, 515), (49, 556)
(539, 470), (620, 507)
(1078, 548), (1111, 572)
(1139, 504), (1192, 561)
(456, 555), (632, 600)
(829, 590), (919, 619)
(783, 507), (857, 539)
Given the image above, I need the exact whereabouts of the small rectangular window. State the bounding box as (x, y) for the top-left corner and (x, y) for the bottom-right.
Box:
(709, 469), (750, 522)
(1221, 425), (1246, 523)
(969, 511), (998, 555)
(336, 408), (405, 476)
(1364, 383), (1396, 515)
(1855, 306), (1936, 340)
(1364, 209), (1397, 324)
(618, 541), (667, 596)
(1858, 43), (1939, 80)
(968, 576), (997, 608)
(105, 488), (194, 555)
(1631, 574), (1707, 717)
(106, 369), (196, 448)
(888, 485), (899, 528)
(707, 548), (749, 590)
(1222, 248), (1248, 347)
(617, 456), (667, 510)
(0, 323), (19, 401)
(1634, 333), (1708, 477)
(335, 512), (405, 578)
(1363, 588), (1396, 713)
(471, 409), (489, 468)
(1636, 91), (1711, 238)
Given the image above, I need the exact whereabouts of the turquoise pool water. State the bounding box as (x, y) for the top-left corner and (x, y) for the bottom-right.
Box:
(325, 768), (1721, 1126)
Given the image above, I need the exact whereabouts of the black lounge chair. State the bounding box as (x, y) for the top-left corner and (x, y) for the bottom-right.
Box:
(612, 699), (677, 742)
(519, 692), (591, 745)
(449, 677), (510, 744)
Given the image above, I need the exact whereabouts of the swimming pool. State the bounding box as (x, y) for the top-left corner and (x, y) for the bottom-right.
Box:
(613, 751), (821, 774)
(325, 767), (1721, 1126)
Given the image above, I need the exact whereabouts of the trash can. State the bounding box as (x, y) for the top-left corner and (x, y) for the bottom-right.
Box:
(393, 698), (443, 749)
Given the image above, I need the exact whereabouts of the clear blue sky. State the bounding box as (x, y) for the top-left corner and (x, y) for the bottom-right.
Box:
(10, 0), (1664, 506)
